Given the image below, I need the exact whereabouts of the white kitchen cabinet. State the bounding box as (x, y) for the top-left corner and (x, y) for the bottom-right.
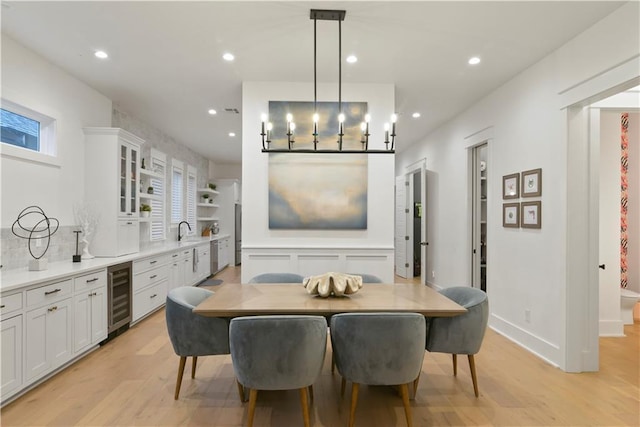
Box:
(1, 315), (23, 400)
(84, 127), (144, 257)
(218, 237), (230, 270)
(168, 251), (186, 292)
(196, 244), (210, 281)
(73, 270), (108, 353)
(132, 254), (169, 323)
(25, 296), (73, 382)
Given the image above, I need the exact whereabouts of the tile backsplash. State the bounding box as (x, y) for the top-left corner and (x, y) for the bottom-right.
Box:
(1, 226), (80, 271)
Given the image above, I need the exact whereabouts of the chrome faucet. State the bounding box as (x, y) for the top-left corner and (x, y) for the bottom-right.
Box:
(178, 221), (191, 242)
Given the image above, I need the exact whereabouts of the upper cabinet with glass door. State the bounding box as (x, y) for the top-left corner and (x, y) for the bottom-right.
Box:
(119, 141), (140, 217)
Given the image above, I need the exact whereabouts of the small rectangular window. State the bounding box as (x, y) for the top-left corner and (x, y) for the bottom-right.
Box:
(1, 109), (40, 151)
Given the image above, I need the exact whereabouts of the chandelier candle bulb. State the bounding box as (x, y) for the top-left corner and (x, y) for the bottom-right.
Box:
(267, 122), (273, 143)
(384, 123), (390, 142)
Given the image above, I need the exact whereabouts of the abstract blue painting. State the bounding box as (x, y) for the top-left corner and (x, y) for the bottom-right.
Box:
(269, 153), (367, 229)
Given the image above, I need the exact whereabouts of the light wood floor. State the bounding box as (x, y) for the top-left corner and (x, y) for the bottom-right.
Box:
(2, 266), (638, 426)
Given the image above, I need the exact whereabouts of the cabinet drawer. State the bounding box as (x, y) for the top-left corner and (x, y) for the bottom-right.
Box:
(73, 269), (107, 292)
(1, 293), (23, 316)
(133, 280), (167, 322)
(133, 254), (169, 274)
(133, 265), (169, 293)
(26, 280), (72, 307)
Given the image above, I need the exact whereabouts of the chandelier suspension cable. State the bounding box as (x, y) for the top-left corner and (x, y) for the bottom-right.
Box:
(260, 9), (396, 154)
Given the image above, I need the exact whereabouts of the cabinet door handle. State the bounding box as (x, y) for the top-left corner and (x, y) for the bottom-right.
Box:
(150, 260), (157, 264)
(127, 213), (133, 216)
(172, 254), (179, 258)
(150, 274), (157, 280)
(45, 288), (61, 295)
(0, 304), (5, 309)
(48, 306), (58, 312)
(86, 277), (99, 283)
(150, 294), (157, 299)
(173, 263), (178, 267)
(127, 222), (133, 225)
(88, 292), (97, 297)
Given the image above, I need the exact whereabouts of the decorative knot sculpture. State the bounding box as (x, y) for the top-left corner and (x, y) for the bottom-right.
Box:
(303, 272), (363, 298)
(11, 205), (59, 271)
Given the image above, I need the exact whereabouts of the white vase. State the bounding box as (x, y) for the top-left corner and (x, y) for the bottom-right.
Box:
(141, 211), (150, 218)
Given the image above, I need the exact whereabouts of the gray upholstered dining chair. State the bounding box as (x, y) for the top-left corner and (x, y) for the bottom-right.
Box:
(330, 312), (426, 427)
(229, 315), (327, 427)
(415, 286), (489, 397)
(165, 286), (230, 400)
(248, 272), (305, 283)
(347, 273), (384, 283)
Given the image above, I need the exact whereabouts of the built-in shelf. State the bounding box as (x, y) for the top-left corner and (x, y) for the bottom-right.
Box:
(197, 203), (219, 208)
(139, 193), (162, 201)
(197, 217), (220, 221)
(197, 188), (220, 196)
(140, 168), (163, 179)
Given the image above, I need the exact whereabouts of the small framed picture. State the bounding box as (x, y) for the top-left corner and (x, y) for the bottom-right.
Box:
(502, 173), (520, 199)
(503, 203), (520, 228)
(521, 168), (542, 197)
(521, 201), (541, 228)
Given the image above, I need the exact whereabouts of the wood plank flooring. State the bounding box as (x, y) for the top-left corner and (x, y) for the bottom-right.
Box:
(2, 266), (638, 426)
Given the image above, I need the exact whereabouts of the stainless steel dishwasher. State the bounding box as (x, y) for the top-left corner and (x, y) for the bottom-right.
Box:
(210, 240), (219, 274)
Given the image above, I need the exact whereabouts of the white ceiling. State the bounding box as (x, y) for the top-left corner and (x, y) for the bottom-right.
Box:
(1, 1), (625, 163)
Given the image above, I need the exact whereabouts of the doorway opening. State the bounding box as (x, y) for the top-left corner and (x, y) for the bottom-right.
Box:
(471, 143), (488, 291)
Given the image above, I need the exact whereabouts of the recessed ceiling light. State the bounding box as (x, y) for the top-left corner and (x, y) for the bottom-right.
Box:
(223, 52), (235, 61)
(229, 132), (236, 137)
(412, 112), (421, 118)
(94, 50), (108, 59)
(208, 109), (217, 115)
(346, 55), (357, 64)
(468, 56), (481, 65)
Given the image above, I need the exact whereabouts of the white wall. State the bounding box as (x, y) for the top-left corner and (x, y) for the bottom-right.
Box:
(396, 2), (639, 368)
(210, 161), (241, 180)
(241, 82), (395, 283)
(1, 35), (112, 227)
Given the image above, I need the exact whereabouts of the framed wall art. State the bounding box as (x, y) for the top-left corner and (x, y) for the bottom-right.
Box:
(502, 173), (519, 199)
(521, 168), (542, 197)
(503, 203), (520, 228)
(521, 201), (541, 229)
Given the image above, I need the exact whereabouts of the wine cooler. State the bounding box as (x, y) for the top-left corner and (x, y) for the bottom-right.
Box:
(107, 261), (132, 335)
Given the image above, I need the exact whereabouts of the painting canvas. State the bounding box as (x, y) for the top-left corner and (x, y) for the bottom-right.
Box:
(269, 153), (367, 229)
(268, 101), (368, 151)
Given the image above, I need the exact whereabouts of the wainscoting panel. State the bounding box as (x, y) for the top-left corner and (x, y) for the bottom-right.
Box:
(242, 247), (394, 284)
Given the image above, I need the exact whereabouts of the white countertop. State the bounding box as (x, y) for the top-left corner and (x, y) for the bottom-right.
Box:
(0, 234), (230, 293)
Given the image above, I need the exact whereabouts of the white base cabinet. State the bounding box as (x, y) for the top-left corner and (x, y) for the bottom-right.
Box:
(73, 270), (108, 353)
(25, 296), (73, 382)
(1, 315), (23, 400)
(132, 254), (169, 323)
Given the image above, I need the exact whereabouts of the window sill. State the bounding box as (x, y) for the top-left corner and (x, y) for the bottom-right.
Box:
(1, 143), (61, 168)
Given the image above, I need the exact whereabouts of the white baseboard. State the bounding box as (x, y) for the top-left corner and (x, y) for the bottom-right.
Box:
(598, 319), (624, 337)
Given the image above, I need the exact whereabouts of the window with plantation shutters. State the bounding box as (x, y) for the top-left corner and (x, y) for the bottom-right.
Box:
(186, 165), (197, 234)
(149, 149), (166, 241)
(171, 159), (184, 224)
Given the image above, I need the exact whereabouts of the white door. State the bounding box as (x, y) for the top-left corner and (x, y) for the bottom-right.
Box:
(395, 175), (410, 278)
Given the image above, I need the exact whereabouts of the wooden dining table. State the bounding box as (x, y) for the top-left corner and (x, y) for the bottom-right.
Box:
(193, 283), (467, 317)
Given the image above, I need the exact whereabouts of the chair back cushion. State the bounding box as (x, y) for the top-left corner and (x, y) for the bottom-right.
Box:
(330, 312), (425, 385)
(347, 273), (384, 283)
(248, 273), (305, 283)
(229, 315), (327, 390)
(426, 287), (489, 355)
(165, 287), (230, 357)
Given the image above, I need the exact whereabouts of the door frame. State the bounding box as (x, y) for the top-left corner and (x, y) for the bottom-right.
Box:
(405, 159), (427, 284)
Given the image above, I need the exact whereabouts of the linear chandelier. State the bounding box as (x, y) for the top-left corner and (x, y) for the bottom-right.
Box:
(260, 9), (396, 154)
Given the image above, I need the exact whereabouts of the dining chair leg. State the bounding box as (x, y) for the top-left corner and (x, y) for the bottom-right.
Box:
(174, 356), (187, 400)
(452, 354), (457, 376)
(399, 383), (413, 427)
(412, 371), (421, 396)
(348, 383), (360, 427)
(247, 388), (258, 427)
(236, 380), (246, 402)
(299, 387), (311, 427)
(308, 385), (314, 402)
(191, 356), (198, 379)
(341, 377), (347, 397)
(468, 354), (479, 397)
